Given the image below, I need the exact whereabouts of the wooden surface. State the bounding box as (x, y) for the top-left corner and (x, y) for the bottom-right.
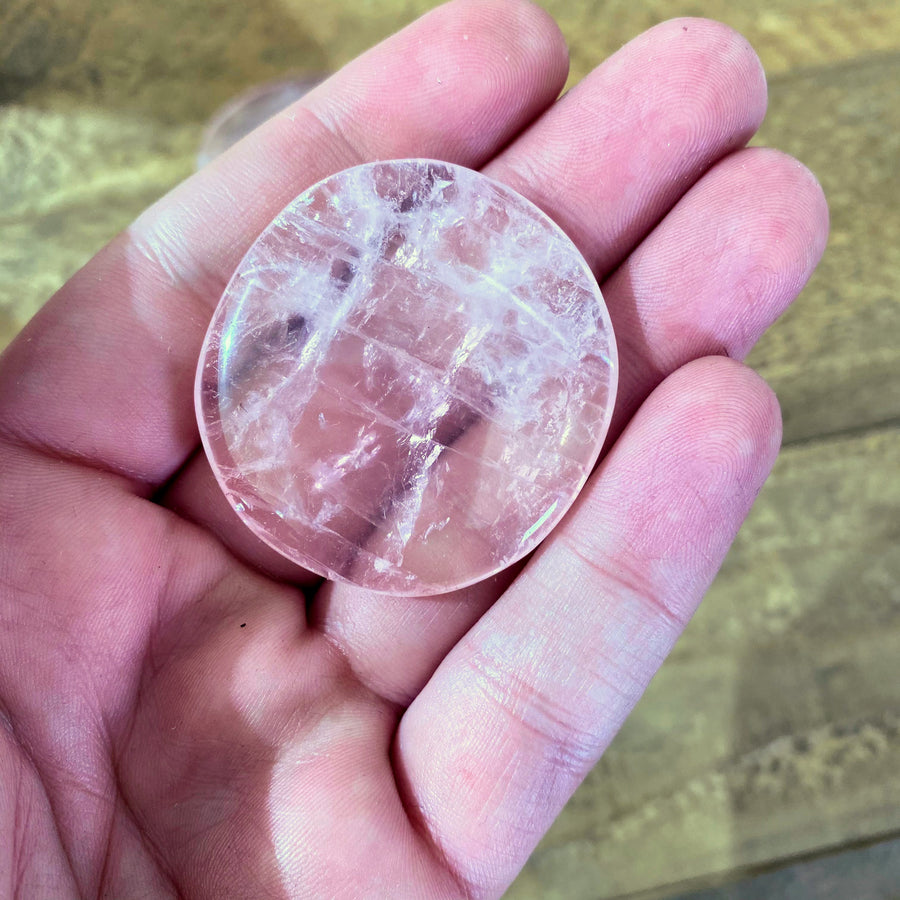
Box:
(2, 1), (899, 897)
(671, 835), (900, 900)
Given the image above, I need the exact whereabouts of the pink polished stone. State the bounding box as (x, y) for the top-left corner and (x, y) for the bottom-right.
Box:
(196, 159), (617, 595)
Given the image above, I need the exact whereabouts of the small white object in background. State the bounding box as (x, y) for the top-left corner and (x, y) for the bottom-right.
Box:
(196, 76), (323, 168)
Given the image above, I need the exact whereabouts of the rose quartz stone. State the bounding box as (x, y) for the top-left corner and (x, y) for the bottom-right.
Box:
(196, 160), (617, 595)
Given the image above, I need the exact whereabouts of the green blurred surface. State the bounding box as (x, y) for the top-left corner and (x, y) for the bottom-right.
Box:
(2, 1), (899, 897)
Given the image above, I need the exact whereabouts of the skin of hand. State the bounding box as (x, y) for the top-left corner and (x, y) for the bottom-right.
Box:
(0, 1), (828, 897)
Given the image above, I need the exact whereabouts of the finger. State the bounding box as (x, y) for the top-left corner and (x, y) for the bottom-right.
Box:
(483, 16), (768, 277)
(608, 145), (828, 439)
(394, 356), (782, 897)
(310, 567), (521, 705)
(309, 149), (824, 705)
(0, 0), (568, 494)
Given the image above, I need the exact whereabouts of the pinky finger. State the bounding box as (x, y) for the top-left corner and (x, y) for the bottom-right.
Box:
(394, 356), (781, 898)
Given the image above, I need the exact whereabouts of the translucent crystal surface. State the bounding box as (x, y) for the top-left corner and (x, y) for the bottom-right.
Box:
(196, 76), (322, 168)
(196, 160), (617, 595)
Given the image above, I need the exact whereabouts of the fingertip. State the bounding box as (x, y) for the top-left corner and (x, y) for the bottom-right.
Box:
(661, 356), (783, 487)
(445, 0), (569, 68)
(671, 146), (829, 361)
(659, 17), (768, 122)
(607, 143), (830, 406)
(434, 0), (571, 152)
(488, 13), (772, 277)
(592, 356), (783, 618)
(638, 17), (768, 145)
(755, 147), (830, 268)
(504, 0), (571, 82)
(410, 0), (570, 85)
(307, 0), (571, 164)
(730, 148), (830, 354)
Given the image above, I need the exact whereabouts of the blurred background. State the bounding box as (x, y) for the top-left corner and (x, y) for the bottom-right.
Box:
(1, 0), (898, 897)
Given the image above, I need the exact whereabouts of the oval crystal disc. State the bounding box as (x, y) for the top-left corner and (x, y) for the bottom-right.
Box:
(196, 159), (618, 595)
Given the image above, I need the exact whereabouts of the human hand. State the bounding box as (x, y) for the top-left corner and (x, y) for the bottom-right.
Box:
(0, 1), (827, 896)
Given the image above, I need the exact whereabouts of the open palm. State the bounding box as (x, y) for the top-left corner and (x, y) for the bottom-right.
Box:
(0, 1), (827, 896)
